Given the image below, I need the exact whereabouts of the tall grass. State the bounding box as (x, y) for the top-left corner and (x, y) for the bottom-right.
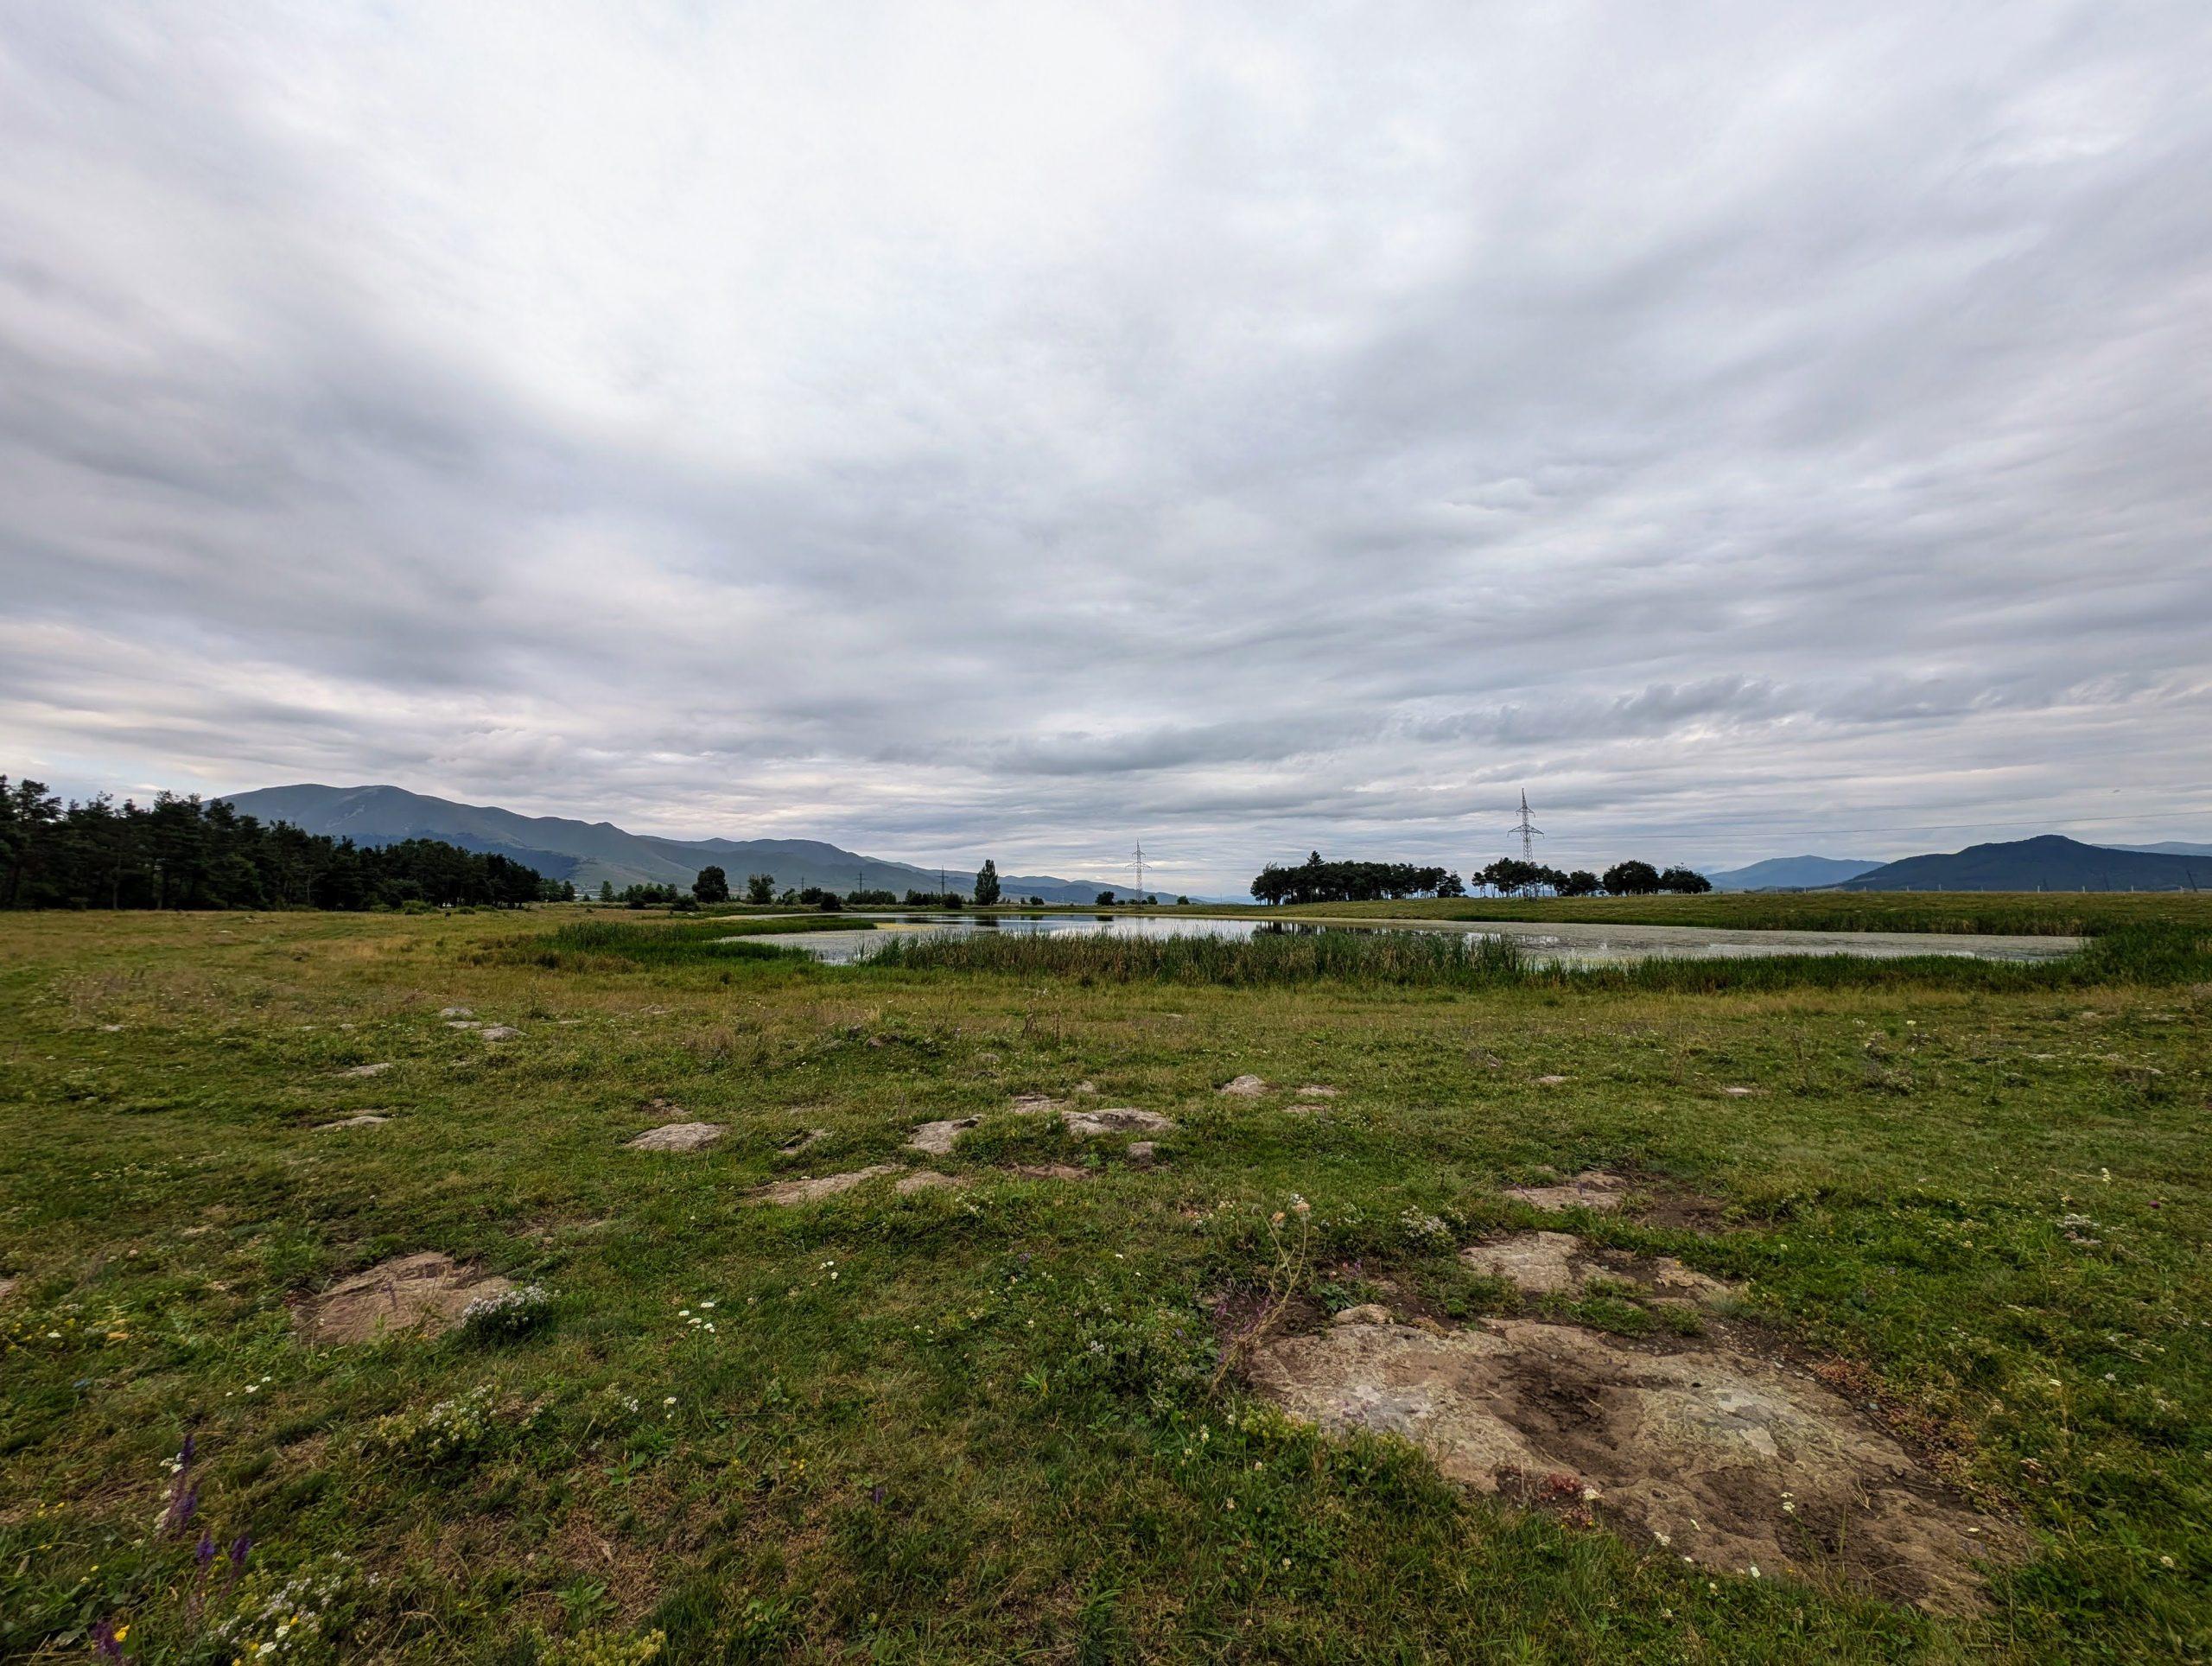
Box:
(1258, 891), (2212, 937)
(497, 914), (866, 970)
(857, 922), (2209, 992)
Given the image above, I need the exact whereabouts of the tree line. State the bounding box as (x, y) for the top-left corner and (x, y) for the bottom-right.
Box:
(1249, 851), (1708, 905)
(1, 779), (569, 910)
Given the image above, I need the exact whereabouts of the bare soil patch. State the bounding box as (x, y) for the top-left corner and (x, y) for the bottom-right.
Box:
(300, 1252), (512, 1345)
(746, 1165), (901, 1205)
(625, 1122), (726, 1152)
(1249, 1313), (2017, 1615)
(895, 1170), (965, 1194)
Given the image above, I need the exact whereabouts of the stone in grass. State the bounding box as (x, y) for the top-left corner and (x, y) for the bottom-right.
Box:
(1250, 1314), (2019, 1616)
(1502, 1170), (1628, 1213)
(339, 1062), (393, 1078)
(1721, 1085), (1759, 1097)
(478, 1025), (522, 1041)
(1295, 1084), (1340, 1097)
(1459, 1230), (1738, 1306)
(1063, 1107), (1175, 1139)
(300, 1252), (512, 1345)
(439, 1006), (474, 1018)
(445, 1021), (481, 1030)
(1217, 1075), (1270, 1097)
(1535, 1074), (1569, 1086)
(1011, 1163), (1091, 1181)
(905, 1117), (980, 1156)
(745, 1165), (902, 1205)
(315, 1113), (391, 1131)
(1127, 1141), (1160, 1163)
(780, 1128), (829, 1153)
(625, 1122), (727, 1152)
(1009, 1093), (1067, 1115)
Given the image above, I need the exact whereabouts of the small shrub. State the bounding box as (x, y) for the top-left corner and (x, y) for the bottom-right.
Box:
(542, 1625), (666, 1665)
(363, 1385), (509, 1466)
(463, 1283), (552, 1340)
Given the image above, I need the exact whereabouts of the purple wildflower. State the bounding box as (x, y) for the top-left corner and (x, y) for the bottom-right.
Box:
(196, 1530), (217, 1569)
(92, 1618), (124, 1659)
(229, 1533), (252, 1572)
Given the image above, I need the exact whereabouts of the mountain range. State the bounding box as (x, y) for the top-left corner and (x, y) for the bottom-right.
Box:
(1706, 855), (1882, 891)
(215, 785), (1171, 902)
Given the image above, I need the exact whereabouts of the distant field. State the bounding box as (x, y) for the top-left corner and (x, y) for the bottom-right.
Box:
(3, 905), (2208, 1661)
(1249, 890), (2212, 936)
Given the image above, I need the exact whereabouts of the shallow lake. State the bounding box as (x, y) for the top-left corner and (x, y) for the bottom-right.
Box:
(730, 912), (2083, 967)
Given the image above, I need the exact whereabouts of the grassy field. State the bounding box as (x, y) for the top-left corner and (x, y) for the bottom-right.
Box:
(3, 904), (2208, 1662)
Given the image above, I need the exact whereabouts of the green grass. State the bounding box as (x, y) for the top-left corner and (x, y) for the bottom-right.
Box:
(3, 905), (2209, 1661)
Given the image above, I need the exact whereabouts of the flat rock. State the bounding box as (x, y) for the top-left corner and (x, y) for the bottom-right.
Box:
(1333, 1302), (1393, 1326)
(339, 1062), (392, 1078)
(1218, 1074), (1269, 1097)
(625, 1122), (726, 1152)
(1534, 1074), (1570, 1086)
(1460, 1231), (1739, 1306)
(478, 1025), (522, 1041)
(895, 1170), (966, 1195)
(1721, 1085), (1759, 1097)
(746, 1165), (902, 1205)
(438, 1006), (474, 1018)
(1250, 1315), (2017, 1615)
(445, 1020), (480, 1029)
(1295, 1084), (1339, 1097)
(301, 1252), (512, 1345)
(1011, 1162), (1091, 1180)
(906, 1116), (980, 1155)
(315, 1113), (391, 1131)
(1064, 1107), (1176, 1138)
(1503, 1169), (1628, 1213)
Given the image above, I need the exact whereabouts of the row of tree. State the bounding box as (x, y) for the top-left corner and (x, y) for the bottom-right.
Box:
(1249, 850), (1709, 904)
(0, 779), (566, 910)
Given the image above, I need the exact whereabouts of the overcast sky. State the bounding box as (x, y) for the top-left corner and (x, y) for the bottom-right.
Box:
(4, 3), (2209, 890)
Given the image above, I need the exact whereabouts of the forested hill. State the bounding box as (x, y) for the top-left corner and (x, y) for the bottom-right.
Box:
(217, 783), (1152, 900)
(1840, 835), (2209, 893)
(1, 778), (561, 909)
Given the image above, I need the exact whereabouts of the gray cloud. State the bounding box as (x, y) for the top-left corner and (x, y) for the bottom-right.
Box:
(3, 2), (2210, 893)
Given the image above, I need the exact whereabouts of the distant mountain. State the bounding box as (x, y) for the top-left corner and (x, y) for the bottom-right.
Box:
(1839, 835), (2210, 893)
(2107, 841), (2212, 858)
(1707, 855), (1881, 892)
(215, 785), (1160, 901)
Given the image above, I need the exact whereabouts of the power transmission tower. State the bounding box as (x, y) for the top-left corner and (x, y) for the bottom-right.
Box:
(1133, 838), (1146, 903)
(1512, 791), (1544, 863)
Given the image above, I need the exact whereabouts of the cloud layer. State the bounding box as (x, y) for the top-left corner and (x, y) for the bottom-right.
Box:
(4, 2), (2209, 889)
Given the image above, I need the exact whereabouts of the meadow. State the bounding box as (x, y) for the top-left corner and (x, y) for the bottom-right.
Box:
(2, 900), (2207, 1662)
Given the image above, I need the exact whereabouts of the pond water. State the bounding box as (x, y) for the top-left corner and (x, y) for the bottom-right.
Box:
(728, 912), (2082, 968)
